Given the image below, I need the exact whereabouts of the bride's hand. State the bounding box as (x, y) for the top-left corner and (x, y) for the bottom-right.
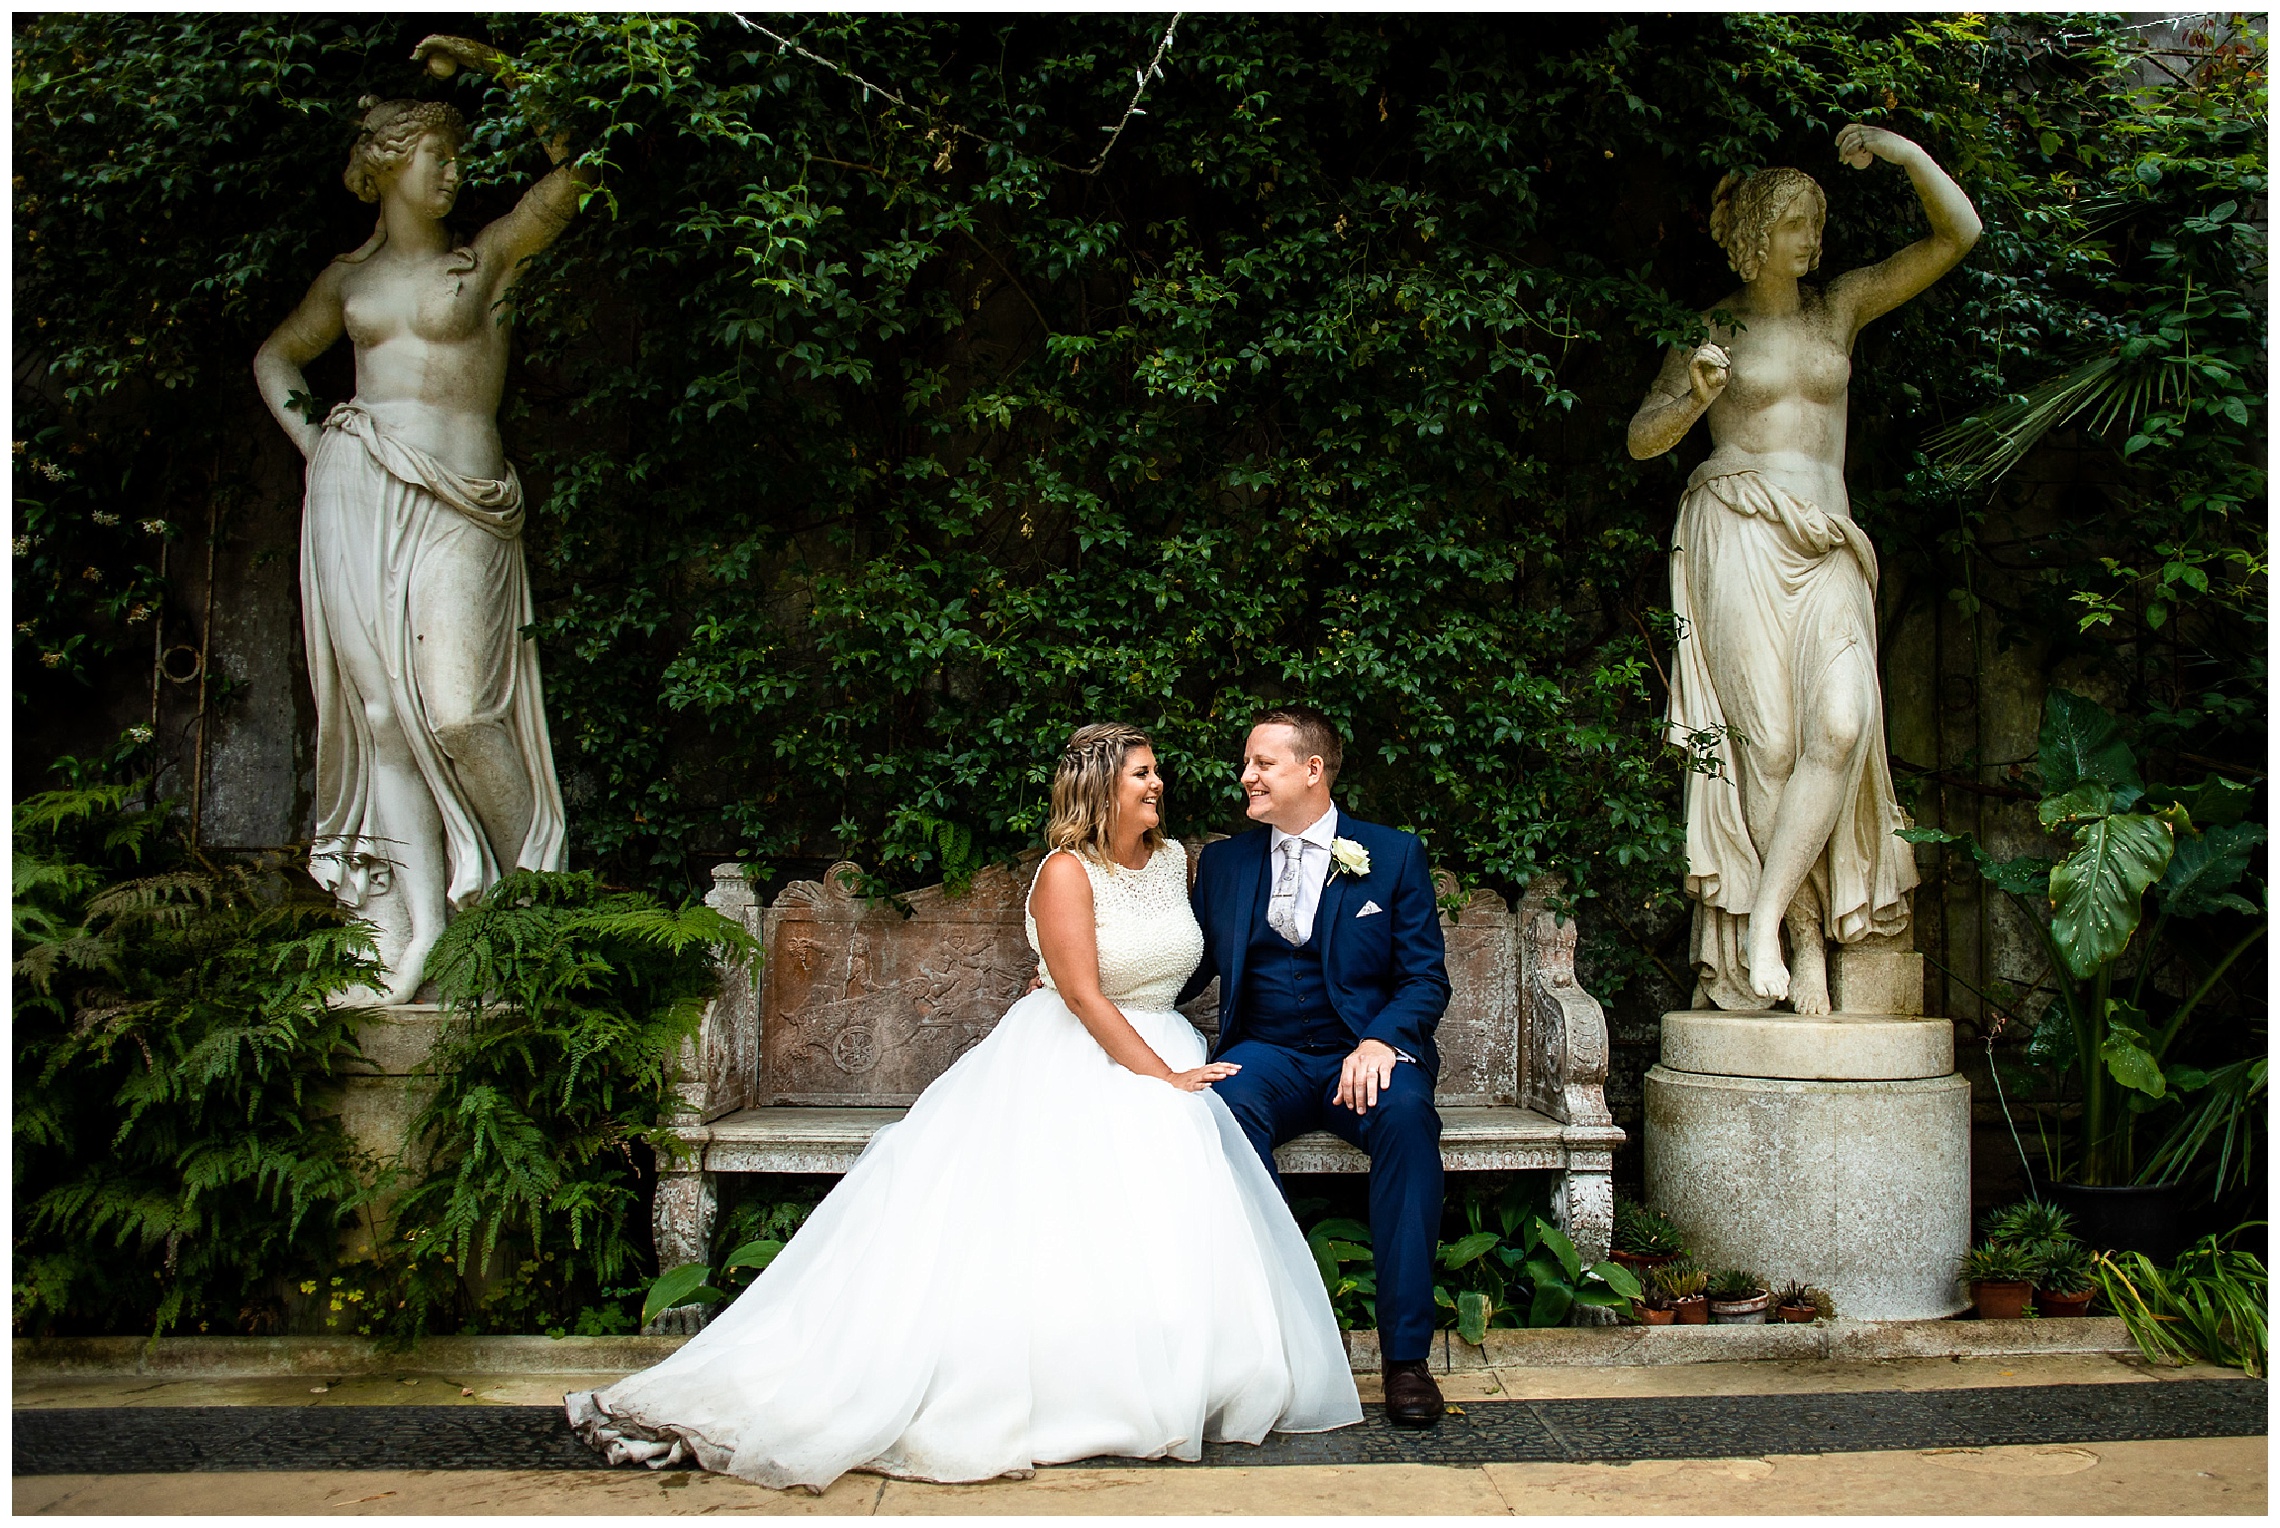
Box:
(1165, 1061), (1241, 1092)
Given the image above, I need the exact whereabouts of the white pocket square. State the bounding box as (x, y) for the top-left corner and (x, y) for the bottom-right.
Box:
(1355, 901), (1384, 918)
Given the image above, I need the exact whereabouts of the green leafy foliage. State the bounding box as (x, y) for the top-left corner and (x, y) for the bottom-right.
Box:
(1979, 1199), (2078, 1248)
(1921, 689), (2263, 1191)
(1300, 1182), (1636, 1332)
(13, 783), (379, 1338)
(1430, 1182), (1638, 1331)
(1649, 1260), (1708, 1301)
(1958, 1242), (2038, 1284)
(642, 1263), (726, 1327)
(2091, 1229), (2267, 1377)
(359, 871), (759, 1338)
(13, 17), (2263, 1014)
(1612, 1197), (1687, 1259)
(2049, 813), (2174, 977)
(2030, 1239), (2096, 1298)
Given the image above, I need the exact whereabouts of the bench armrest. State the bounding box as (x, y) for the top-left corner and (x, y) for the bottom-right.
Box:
(1517, 875), (1614, 1129)
(668, 862), (763, 1124)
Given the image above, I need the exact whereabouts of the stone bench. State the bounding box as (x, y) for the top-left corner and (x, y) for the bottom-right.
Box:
(651, 847), (1623, 1330)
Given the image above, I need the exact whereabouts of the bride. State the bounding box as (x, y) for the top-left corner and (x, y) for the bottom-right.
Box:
(567, 722), (1361, 1488)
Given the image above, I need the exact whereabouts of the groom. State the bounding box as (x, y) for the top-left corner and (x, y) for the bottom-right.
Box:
(1181, 705), (1451, 1428)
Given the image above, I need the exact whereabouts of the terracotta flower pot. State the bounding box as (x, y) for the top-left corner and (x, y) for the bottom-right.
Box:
(1673, 1295), (1709, 1325)
(1777, 1303), (1817, 1324)
(2034, 1288), (2095, 1318)
(1637, 1304), (1677, 1326)
(1612, 1250), (1680, 1279)
(1709, 1291), (1771, 1325)
(1971, 1279), (2034, 1321)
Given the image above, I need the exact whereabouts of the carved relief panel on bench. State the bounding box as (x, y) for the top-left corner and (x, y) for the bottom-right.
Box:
(691, 856), (1611, 1139)
(759, 856), (1043, 1107)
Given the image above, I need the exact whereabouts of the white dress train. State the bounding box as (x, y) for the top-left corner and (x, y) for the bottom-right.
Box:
(565, 840), (1361, 1489)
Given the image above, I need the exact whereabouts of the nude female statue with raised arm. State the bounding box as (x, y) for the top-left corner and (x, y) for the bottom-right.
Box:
(1628, 124), (1981, 1014)
(254, 36), (595, 1002)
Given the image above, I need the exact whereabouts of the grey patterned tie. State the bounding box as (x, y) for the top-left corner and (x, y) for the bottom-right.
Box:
(1268, 837), (1305, 945)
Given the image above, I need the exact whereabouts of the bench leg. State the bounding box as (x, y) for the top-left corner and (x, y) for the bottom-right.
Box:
(645, 1167), (718, 1336)
(1557, 1165), (1619, 1326)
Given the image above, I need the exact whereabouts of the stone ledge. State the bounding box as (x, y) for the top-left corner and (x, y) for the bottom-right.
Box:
(10, 1335), (688, 1379)
(1444, 1317), (2135, 1371)
(16, 1317), (2134, 1382)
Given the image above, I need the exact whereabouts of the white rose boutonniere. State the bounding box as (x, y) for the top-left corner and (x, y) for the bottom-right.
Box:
(1329, 837), (1371, 881)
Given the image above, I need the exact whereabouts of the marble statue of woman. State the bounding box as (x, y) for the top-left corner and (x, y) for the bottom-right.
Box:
(254, 37), (593, 1002)
(1628, 124), (1980, 1014)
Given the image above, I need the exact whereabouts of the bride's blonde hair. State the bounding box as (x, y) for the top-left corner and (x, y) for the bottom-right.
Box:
(1045, 722), (1163, 864)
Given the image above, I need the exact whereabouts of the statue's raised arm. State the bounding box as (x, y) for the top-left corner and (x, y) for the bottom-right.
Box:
(1631, 127), (1979, 1016)
(1823, 124), (1983, 339)
(249, 42), (587, 1004)
(411, 34), (596, 304)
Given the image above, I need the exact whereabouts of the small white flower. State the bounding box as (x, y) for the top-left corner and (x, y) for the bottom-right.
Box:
(140, 519), (168, 536)
(1329, 837), (1371, 880)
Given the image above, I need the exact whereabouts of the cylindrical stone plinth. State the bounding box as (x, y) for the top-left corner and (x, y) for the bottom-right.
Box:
(1644, 1012), (1971, 1321)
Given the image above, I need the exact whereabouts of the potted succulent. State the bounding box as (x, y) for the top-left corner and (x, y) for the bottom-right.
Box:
(1960, 1242), (2039, 1319)
(2031, 1239), (2099, 1317)
(1653, 1261), (1710, 1325)
(1612, 1198), (1689, 1278)
(1983, 1200), (2079, 1247)
(1707, 1268), (1771, 1324)
(1634, 1291), (1677, 1326)
(1773, 1280), (1818, 1323)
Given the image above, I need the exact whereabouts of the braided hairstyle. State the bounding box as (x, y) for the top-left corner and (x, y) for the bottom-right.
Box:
(1709, 167), (1826, 282)
(342, 96), (467, 203)
(1045, 722), (1163, 865)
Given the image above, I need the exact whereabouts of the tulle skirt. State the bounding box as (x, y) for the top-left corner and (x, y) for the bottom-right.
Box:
(566, 988), (1361, 1490)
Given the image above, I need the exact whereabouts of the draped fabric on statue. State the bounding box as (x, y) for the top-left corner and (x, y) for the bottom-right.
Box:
(1665, 465), (1916, 1011)
(301, 403), (566, 908)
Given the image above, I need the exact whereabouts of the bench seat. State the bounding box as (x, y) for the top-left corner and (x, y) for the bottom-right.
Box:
(682, 1104), (1625, 1177)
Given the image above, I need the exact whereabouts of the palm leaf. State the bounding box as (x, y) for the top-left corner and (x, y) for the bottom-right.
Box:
(1925, 350), (2193, 489)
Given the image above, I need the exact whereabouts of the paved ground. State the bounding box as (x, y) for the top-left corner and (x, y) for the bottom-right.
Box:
(14, 1356), (2264, 1515)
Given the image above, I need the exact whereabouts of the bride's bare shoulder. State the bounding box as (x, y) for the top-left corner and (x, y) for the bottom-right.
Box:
(1032, 848), (1094, 902)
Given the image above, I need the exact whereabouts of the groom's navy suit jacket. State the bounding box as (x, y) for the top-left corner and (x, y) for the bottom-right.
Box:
(1178, 814), (1452, 1083)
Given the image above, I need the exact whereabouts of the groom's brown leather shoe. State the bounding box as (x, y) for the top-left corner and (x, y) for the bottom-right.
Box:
(1382, 1360), (1443, 1428)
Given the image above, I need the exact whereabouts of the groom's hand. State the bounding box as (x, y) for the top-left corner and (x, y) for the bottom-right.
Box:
(1335, 1038), (1400, 1114)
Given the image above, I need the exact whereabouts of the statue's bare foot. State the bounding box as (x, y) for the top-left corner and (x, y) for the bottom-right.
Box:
(334, 929), (437, 1008)
(382, 928), (441, 1006)
(1786, 910), (1830, 1015)
(1747, 920), (1790, 1006)
(1789, 947), (1830, 1015)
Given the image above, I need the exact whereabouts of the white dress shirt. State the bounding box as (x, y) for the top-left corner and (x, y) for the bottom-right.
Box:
(1265, 805), (1339, 945)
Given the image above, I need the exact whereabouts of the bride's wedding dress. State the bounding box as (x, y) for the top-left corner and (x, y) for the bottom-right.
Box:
(566, 840), (1361, 1489)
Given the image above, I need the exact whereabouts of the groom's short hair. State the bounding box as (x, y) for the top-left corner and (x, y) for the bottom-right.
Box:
(1249, 704), (1343, 785)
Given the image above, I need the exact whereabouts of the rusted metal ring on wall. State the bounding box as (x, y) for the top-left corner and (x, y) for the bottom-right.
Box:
(160, 644), (204, 685)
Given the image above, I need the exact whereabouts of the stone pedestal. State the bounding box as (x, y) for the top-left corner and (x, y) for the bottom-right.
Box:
(334, 1004), (450, 1255)
(1644, 963), (1970, 1320)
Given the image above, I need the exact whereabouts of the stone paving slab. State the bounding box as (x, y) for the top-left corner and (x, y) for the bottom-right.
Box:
(13, 1440), (2268, 1515)
(15, 1381), (2264, 1476)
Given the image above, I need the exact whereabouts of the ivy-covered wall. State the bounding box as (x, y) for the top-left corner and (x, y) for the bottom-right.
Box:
(16, 14), (2266, 1194)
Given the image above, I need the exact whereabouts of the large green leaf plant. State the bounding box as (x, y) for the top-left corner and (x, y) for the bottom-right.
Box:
(1904, 689), (2265, 1190)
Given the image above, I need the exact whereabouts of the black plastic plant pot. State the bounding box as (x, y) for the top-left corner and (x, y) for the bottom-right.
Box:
(2050, 1184), (2185, 1265)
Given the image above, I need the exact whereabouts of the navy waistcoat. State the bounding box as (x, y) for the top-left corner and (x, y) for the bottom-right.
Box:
(1237, 903), (1351, 1054)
